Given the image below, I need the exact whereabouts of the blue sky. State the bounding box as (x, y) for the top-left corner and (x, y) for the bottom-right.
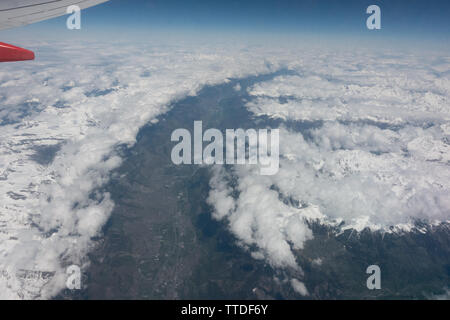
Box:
(1, 0), (450, 44)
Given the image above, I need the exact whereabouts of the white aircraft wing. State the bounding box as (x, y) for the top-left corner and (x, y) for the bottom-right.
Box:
(0, 0), (109, 31)
(0, 0), (110, 62)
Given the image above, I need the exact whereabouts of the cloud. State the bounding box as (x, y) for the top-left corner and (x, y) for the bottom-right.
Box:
(207, 165), (315, 270)
(290, 278), (309, 296)
(207, 48), (450, 276)
(0, 40), (293, 299)
(1, 39), (449, 299)
(246, 53), (450, 126)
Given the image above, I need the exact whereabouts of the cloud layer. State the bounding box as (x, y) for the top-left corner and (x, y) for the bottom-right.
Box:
(0, 40), (292, 299)
(1, 40), (449, 299)
(207, 49), (450, 293)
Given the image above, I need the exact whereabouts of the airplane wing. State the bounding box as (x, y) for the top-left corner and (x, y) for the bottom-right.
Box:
(0, 0), (110, 62)
(0, 0), (109, 31)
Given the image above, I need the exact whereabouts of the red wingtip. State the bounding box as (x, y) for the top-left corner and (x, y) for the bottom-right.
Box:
(0, 42), (35, 62)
